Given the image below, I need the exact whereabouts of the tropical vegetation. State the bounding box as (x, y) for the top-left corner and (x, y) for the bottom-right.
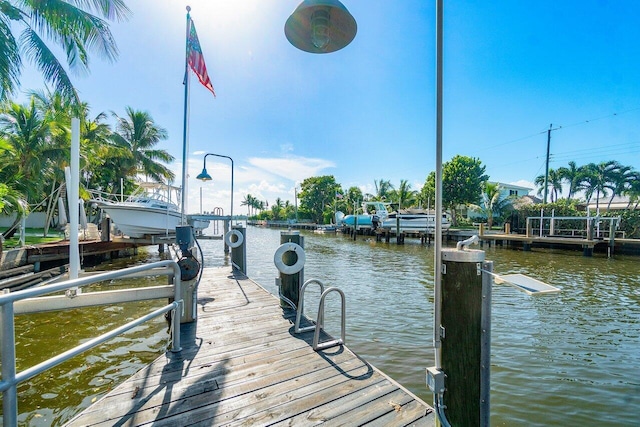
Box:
(243, 155), (639, 238)
(535, 160), (640, 211)
(1, 0), (130, 104)
(0, 92), (174, 239)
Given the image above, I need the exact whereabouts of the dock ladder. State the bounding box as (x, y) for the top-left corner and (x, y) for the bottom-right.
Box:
(294, 279), (346, 351)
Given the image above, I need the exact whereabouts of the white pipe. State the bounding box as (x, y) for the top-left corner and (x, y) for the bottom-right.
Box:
(19, 217), (25, 246)
(69, 118), (80, 281)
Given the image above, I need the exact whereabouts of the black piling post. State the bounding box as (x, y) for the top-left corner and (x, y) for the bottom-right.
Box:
(279, 231), (304, 309)
(440, 248), (492, 427)
(230, 225), (247, 274)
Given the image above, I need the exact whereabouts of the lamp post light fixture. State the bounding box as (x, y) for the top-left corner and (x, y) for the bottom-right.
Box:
(196, 153), (234, 224)
(285, 0), (357, 54)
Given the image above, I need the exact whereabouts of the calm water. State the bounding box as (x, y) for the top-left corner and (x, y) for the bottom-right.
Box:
(8, 225), (640, 426)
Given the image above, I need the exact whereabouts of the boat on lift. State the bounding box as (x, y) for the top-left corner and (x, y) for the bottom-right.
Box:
(336, 201), (392, 230)
(93, 183), (209, 238)
(381, 208), (451, 233)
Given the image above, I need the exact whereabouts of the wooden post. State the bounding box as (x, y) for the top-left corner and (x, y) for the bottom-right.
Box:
(279, 231), (304, 309)
(608, 219), (615, 257)
(100, 217), (111, 242)
(504, 222), (510, 234)
(231, 225), (247, 274)
(353, 216), (358, 241)
(440, 248), (491, 427)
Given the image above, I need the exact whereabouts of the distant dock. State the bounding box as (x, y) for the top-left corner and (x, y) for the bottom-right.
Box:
(65, 267), (435, 426)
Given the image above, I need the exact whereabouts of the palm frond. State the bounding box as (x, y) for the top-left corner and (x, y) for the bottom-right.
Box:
(20, 27), (79, 103)
(68, 0), (131, 21)
(0, 16), (21, 102)
(28, 0), (117, 70)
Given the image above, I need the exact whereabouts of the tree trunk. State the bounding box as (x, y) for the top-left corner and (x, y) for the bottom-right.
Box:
(2, 217), (21, 240)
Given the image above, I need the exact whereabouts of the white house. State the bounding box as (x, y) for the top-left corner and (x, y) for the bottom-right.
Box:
(466, 182), (533, 220)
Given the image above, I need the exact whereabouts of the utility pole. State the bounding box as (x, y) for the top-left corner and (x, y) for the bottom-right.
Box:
(543, 123), (552, 204)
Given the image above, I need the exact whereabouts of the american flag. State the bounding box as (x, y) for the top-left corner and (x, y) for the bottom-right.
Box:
(187, 18), (215, 97)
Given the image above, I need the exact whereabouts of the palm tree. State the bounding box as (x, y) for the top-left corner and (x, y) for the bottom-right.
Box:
(81, 111), (120, 193)
(0, 183), (28, 243)
(271, 197), (284, 220)
(0, 98), (70, 199)
(607, 165), (634, 211)
(241, 194), (255, 216)
(578, 161), (619, 211)
(109, 107), (175, 185)
(0, 98), (68, 237)
(1, 0), (130, 104)
(472, 182), (514, 228)
(0, 183), (26, 214)
(254, 199), (266, 215)
(345, 186), (362, 214)
(557, 161), (583, 200)
(625, 173), (640, 210)
(535, 168), (563, 203)
(374, 179), (394, 201)
(393, 179), (417, 209)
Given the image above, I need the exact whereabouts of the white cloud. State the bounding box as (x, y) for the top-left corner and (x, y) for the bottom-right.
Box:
(170, 155), (336, 216)
(248, 156), (336, 182)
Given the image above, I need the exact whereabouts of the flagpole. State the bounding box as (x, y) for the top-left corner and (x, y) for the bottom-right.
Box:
(180, 6), (192, 225)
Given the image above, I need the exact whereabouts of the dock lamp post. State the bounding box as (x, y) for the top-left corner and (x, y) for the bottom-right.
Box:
(196, 153), (234, 224)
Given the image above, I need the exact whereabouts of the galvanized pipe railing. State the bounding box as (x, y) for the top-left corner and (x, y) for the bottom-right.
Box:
(0, 260), (182, 427)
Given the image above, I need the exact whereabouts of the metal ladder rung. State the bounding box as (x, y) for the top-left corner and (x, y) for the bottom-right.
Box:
(312, 287), (346, 351)
(294, 279), (325, 334)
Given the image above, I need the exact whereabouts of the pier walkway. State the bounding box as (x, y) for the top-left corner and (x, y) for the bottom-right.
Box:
(65, 267), (434, 426)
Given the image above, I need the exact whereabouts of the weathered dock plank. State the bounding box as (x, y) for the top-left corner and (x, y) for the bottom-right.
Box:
(65, 267), (434, 426)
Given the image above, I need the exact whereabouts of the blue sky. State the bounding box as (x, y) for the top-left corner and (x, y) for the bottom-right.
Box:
(16, 0), (640, 215)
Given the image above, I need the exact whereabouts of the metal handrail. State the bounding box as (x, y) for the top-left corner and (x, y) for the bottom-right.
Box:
(0, 260), (182, 427)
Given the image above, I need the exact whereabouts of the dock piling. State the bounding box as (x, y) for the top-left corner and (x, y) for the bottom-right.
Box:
(230, 226), (247, 274)
(278, 232), (304, 309)
(440, 248), (491, 427)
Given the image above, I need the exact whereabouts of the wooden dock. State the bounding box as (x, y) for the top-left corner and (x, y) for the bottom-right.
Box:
(477, 232), (640, 255)
(65, 267), (435, 426)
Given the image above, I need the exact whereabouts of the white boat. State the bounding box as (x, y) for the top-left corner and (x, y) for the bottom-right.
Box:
(313, 225), (337, 234)
(381, 209), (451, 233)
(189, 218), (211, 236)
(93, 183), (209, 238)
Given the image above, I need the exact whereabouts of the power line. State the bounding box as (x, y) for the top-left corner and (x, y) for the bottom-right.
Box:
(472, 106), (640, 154)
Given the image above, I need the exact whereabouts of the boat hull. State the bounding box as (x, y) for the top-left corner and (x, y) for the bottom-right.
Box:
(99, 204), (182, 238)
(313, 226), (337, 233)
(381, 214), (451, 233)
(340, 215), (378, 229)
